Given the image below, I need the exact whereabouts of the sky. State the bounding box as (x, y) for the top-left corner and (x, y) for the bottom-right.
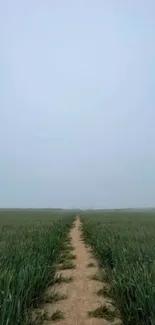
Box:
(0, 0), (155, 209)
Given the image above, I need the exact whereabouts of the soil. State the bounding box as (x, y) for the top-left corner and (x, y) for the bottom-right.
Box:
(42, 217), (120, 325)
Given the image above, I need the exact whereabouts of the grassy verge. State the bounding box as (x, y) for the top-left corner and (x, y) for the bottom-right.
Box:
(81, 211), (155, 325)
(0, 211), (74, 325)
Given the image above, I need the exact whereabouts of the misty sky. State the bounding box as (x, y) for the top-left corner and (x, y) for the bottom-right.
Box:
(0, 1), (155, 209)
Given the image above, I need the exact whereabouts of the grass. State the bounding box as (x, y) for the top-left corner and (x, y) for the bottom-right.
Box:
(43, 292), (67, 303)
(0, 209), (75, 325)
(82, 210), (155, 325)
(87, 262), (95, 267)
(90, 271), (104, 281)
(59, 252), (76, 264)
(97, 285), (112, 297)
(50, 310), (64, 321)
(59, 260), (76, 270)
(26, 309), (64, 324)
(58, 238), (76, 269)
(54, 274), (73, 284)
(63, 252), (76, 260)
(88, 305), (116, 321)
(24, 310), (49, 325)
(60, 245), (75, 255)
(64, 244), (75, 251)
(90, 273), (101, 281)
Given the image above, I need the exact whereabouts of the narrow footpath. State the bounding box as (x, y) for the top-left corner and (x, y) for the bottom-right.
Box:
(42, 217), (120, 325)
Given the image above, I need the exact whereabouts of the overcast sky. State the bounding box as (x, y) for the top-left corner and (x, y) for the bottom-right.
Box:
(0, 1), (155, 209)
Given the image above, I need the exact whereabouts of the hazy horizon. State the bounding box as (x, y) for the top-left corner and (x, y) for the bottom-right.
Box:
(1, 1), (155, 209)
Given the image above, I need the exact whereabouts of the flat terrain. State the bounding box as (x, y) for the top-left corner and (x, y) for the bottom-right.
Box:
(41, 217), (119, 325)
(0, 209), (75, 325)
(82, 210), (155, 325)
(0, 209), (155, 325)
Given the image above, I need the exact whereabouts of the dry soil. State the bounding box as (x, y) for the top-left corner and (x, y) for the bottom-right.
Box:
(42, 217), (120, 325)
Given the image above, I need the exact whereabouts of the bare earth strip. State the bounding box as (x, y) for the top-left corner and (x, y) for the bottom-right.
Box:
(43, 217), (120, 325)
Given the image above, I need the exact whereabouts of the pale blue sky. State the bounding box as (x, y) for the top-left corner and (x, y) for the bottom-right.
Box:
(0, 1), (155, 208)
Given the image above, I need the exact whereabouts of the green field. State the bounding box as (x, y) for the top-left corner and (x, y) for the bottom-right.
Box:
(1, 209), (155, 325)
(0, 209), (75, 325)
(82, 210), (155, 325)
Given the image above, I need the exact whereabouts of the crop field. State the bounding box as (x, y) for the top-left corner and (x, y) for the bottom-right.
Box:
(1, 209), (155, 325)
(0, 209), (75, 325)
(82, 210), (155, 325)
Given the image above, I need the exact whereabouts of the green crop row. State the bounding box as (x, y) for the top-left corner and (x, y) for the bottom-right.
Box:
(82, 210), (155, 325)
(0, 210), (74, 325)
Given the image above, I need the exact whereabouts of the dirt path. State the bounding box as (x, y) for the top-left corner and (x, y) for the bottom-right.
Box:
(43, 217), (119, 325)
